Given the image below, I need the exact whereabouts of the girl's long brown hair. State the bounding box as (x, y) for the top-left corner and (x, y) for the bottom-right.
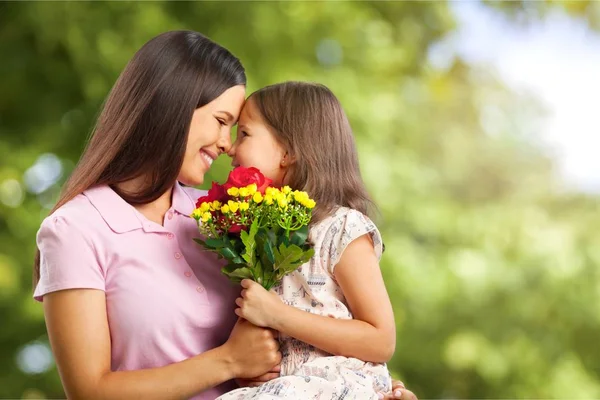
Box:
(249, 81), (375, 225)
(33, 31), (246, 286)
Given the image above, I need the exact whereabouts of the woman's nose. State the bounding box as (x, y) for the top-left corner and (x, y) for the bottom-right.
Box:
(227, 140), (237, 158)
(217, 130), (233, 154)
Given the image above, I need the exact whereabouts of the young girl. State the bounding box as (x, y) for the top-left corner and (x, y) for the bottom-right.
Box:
(219, 82), (396, 399)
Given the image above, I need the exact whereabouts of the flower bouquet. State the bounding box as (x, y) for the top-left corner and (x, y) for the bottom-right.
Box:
(191, 167), (316, 290)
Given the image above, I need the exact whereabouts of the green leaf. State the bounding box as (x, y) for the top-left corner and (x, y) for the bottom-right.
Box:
(290, 225), (309, 246)
(273, 243), (312, 274)
(221, 263), (254, 282)
(193, 238), (212, 249)
(205, 237), (225, 249)
(278, 232), (290, 248)
(253, 260), (264, 285)
(220, 246), (238, 260)
(263, 237), (275, 264)
(267, 228), (279, 246)
(240, 220), (259, 265)
(233, 239), (246, 257)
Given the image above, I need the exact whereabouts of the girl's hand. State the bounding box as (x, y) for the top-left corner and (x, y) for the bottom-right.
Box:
(235, 279), (283, 328)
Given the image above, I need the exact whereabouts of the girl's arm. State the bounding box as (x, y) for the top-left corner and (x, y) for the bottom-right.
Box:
(44, 288), (281, 400)
(236, 234), (396, 363)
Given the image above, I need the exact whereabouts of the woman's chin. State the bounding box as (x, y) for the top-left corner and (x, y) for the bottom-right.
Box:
(178, 173), (204, 187)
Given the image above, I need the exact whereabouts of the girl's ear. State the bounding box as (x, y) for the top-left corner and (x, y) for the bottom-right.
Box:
(281, 152), (295, 167)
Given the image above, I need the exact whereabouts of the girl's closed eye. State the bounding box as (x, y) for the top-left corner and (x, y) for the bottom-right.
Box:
(238, 130), (248, 138)
(216, 118), (227, 126)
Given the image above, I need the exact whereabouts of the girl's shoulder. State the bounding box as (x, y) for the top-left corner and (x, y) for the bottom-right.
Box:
(312, 207), (383, 273)
(312, 206), (377, 233)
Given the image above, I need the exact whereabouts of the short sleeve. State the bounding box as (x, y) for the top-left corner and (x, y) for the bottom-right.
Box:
(320, 209), (384, 275)
(34, 215), (106, 302)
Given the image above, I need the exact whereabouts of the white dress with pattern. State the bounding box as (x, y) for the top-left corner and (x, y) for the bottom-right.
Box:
(217, 207), (391, 400)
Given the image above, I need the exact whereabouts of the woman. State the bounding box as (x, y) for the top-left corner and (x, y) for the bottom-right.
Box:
(33, 30), (415, 400)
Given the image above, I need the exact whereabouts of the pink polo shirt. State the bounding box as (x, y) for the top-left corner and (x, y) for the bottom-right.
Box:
(34, 182), (240, 399)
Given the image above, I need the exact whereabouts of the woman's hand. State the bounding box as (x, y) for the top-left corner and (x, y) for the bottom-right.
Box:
(223, 318), (281, 379)
(378, 380), (418, 400)
(234, 279), (283, 328)
(235, 364), (281, 388)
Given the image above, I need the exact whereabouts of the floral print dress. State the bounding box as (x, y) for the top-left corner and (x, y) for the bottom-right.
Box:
(217, 207), (391, 400)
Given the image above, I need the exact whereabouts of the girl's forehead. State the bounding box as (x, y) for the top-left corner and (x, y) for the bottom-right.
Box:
(239, 98), (259, 120)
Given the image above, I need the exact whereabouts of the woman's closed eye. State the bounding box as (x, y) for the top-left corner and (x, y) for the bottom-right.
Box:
(216, 117), (228, 127)
(238, 130), (248, 138)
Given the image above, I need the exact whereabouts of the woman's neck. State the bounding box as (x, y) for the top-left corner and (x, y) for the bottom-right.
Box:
(116, 177), (173, 226)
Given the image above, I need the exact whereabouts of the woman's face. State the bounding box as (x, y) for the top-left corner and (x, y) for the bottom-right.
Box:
(179, 85), (246, 186)
(227, 98), (287, 187)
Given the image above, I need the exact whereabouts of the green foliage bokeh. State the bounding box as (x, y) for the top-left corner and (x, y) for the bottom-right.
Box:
(1, 2), (599, 398)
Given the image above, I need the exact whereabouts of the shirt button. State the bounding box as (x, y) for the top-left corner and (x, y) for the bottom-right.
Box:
(174, 252), (182, 259)
(167, 233), (174, 240)
(184, 271), (192, 278)
(196, 286), (204, 293)
(167, 210), (174, 220)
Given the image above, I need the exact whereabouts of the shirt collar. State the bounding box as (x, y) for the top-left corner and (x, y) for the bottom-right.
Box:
(84, 181), (195, 233)
(171, 181), (196, 217)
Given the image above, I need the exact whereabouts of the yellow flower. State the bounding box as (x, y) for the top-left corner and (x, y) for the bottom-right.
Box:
(282, 186), (292, 194)
(201, 212), (212, 223)
(277, 197), (288, 208)
(253, 192), (263, 203)
(264, 194), (274, 205)
(227, 187), (240, 197)
(246, 184), (257, 196)
(191, 209), (203, 220)
(294, 191), (308, 203)
(199, 202), (211, 213)
(304, 199), (316, 209)
(211, 200), (221, 211)
(239, 187), (249, 197)
(239, 201), (250, 211)
(221, 204), (230, 214)
(274, 192), (286, 203)
(228, 200), (239, 213)
(266, 187), (279, 197)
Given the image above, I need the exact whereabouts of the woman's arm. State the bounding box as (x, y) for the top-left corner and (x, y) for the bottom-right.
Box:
(235, 234), (396, 363)
(45, 288), (281, 400)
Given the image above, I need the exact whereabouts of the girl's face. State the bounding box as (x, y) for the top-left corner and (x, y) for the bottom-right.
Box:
(179, 85), (246, 186)
(228, 98), (288, 187)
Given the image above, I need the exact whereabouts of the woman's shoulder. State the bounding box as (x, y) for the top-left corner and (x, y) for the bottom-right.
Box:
(36, 192), (106, 260)
(180, 185), (207, 202)
(40, 185), (129, 239)
(43, 193), (102, 231)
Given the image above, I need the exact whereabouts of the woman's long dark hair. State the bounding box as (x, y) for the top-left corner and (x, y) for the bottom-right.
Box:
(33, 30), (246, 286)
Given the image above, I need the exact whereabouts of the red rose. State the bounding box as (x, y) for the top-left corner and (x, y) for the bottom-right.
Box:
(195, 181), (227, 208)
(228, 224), (245, 234)
(223, 167), (272, 194)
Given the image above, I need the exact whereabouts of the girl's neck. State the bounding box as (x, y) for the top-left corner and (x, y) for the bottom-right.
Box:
(116, 177), (173, 226)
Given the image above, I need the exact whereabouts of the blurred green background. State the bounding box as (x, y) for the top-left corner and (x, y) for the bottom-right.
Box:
(1, 1), (600, 399)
